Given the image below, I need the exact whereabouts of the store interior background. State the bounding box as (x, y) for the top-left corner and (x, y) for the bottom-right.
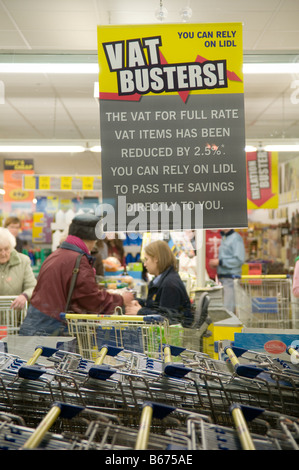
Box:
(1, 0), (299, 273)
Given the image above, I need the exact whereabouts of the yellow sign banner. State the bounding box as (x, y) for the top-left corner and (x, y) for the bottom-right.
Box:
(97, 23), (244, 99)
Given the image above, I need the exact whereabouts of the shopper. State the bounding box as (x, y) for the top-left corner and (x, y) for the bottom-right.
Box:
(19, 213), (134, 336)
(209, 229), (245, 312)
(0, 227), (36, 309)
(125, 240), (192, 326)
(292, 256), (299, 297)
(91, 240), (105, 277)
(106, 233), (125, 265)
(4, 216), (24, 253)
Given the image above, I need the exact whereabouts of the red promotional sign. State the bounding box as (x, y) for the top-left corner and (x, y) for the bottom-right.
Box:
(246, 150), (278, 209)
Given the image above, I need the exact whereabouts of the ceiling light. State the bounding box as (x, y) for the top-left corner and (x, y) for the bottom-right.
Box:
(90, 146), (102, 152)
(245, 146), (257, 152)
(0, 63), (98, 74)
(155, 0), (168, 21)
(0, 188), (5, 195)
(264, 145), (299, 152)
(0, 145), (86, 153)
(180, 6), (193, 22)
(243, 63), (299, 74)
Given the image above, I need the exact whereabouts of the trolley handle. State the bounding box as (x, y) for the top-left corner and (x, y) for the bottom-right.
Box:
(224, 346), (264, 379)
(95, 345), (123, 365)
(21, 402), (84, 450)
(162, 345), (192, 379)
(135, 402), (176, 450)
(287, 346), (299, 361)
(26, 346), (58, 366)
(240, 274), (290, 279)
(17, 346), (60, 380)
(88, 345), (121, 380)
(60, 312), (166, 323)
(230, 404), (256, 450)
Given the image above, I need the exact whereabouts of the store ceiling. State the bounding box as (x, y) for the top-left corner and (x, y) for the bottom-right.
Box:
(0, 0), (299, 186)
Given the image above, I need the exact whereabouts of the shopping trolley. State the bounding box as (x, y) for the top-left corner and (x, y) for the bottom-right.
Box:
(222, 345), (299, 379)
(183, 403), (299, 450)
(1, 397), (297, 451)
(0, 342), (299, 444)
(234, 275), (294, 328)
(0, 346), (96, 430)
(61, 312), (170, 361)
(10, 401), (192, 451)
(0, 296), (27, 337)
(65, 343), (299, 434)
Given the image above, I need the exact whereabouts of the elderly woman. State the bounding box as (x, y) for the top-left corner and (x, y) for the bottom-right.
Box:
(0, 227), (36, 309)
(126, 240), (192, 326)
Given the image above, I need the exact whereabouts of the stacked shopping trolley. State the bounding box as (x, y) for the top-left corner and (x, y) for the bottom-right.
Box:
(234, 275), (299, 329)
(0, 296), (27, 338)
(0, 311), (298, 451)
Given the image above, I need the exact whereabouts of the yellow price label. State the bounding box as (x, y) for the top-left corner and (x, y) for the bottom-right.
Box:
(39, 176), (51, 190)
(82, 176), (94, 190)
(23, 175), (36, 190)
(60, 177), (72, 190)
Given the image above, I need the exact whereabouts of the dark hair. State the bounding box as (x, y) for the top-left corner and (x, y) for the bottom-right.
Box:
(106, 236), (124, 260)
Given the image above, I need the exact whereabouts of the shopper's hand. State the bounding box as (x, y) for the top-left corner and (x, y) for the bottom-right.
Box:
(121, 290), (135, 306)
(209, 258), (219, 268)
(10, 294), (27, 310)
(125, 300), (142, 315)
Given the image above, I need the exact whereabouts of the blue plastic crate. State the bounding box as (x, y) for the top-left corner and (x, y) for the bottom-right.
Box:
(96, 325), (144, 353)
(251, 297), (278, 314)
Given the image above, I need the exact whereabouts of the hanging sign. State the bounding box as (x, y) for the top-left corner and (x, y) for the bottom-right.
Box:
(97, 23), (247, 232)
(246, 150), (279, 209)
(4, 159), (34, 202)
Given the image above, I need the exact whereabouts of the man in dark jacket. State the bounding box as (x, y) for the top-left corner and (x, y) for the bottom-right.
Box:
(19, 213), (134, 336)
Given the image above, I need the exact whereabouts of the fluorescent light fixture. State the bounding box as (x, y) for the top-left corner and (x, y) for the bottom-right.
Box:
(90, 146), (102, 152)
(264, 145), (299, 152)
(244, 63), (299, 74)
(0, 63), (98, 74)
(245, 146), (257, 152)
(0, 145), (86, 153)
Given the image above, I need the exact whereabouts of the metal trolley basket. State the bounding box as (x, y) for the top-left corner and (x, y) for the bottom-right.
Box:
(61, 312), (170, 361)
(234, 275), (297, 329)
(0, 342), (298, 450)
(0, 296), (27, 337)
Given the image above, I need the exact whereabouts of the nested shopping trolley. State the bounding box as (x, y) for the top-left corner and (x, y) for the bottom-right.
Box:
(234, 275), (297, 328)
(61, 292), (211, 361)
(61, 312), (170, 361)
(0, 296), (27, 337)
(0, 342), (299, 448)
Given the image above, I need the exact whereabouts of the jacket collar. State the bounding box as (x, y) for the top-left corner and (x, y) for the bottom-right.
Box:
(220, 229), (234, 238)
(151, 265), (174, 287)
(60, 241), (94, 264)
